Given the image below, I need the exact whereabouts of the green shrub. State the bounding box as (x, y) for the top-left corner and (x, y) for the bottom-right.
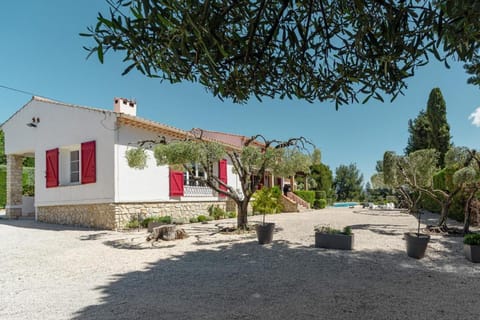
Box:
(189, 217), (198, 223)
(271, 186), (282, 198)
(22, 167), (35, 196)
(141, 217), (155, 228)
(464, 233), (480, 245)
(314, 199), (327, 209)
(252, 187), (283, 214)
(293, 190), (315, 207)
(141, 215), (172, 227)
(227, 211), (237, 218)
(315, 190), (327, 200)
(208, 205), (226, 220)
(314, 225), (352, 235)
(343, 226), (352, 235)
(197, 215), (207, 223)
(125, 219), (140, 229)
(448, 194), (465, 222)
(160, 216), (172, 224)
(419, 194), (441, 213)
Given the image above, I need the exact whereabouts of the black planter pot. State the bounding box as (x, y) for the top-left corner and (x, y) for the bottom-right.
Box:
(256, 223), (275, 245)
(405, 232), (430, 259)
(464, 244), (480, 263)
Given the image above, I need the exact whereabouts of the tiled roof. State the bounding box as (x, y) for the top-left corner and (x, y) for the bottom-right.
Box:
(191, 129), (264, 148)
(1, 96), (243, 150)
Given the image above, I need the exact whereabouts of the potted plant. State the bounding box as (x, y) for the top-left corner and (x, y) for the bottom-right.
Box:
(252, 187), (282, 245)
(404, 209), (430, 259)
(463, 233), (480, 263)
(314, 225), (354, 250)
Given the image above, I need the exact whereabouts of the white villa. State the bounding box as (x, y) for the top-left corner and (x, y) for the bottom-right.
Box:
(1, 97), (302, 229)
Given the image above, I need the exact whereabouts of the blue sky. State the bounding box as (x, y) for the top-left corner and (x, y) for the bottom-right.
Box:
(1, 1), (479, 183)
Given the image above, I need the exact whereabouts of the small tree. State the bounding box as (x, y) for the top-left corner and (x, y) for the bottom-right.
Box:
(383, 150), (438, 214)
(452, 150), (480, 233)
(127, 132), (311, 229)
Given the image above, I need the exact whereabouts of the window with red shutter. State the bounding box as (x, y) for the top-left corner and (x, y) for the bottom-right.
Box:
(81, 141), (96, 184)
(169, 170), (184, 196)
(218, 159), (228, 196)
(46, 148), (59, 188)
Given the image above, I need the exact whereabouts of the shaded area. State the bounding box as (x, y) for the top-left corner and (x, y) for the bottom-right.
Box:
(350, 223), (404, 236)
(72, 239), (480, 320)
(0, 217), (101, 232)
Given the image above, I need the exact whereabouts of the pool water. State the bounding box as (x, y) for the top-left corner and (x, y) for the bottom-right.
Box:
(332, 202), (358, 207)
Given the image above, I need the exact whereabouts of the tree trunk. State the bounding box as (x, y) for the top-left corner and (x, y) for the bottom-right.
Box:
(236, 200), (249, 229)
(437, 201), (450, 229)
(464, 190), (476, 234)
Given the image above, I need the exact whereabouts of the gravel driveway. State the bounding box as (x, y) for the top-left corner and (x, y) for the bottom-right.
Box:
(1, 208), (479, 320)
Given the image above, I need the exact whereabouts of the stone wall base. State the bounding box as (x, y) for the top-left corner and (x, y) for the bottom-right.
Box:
(115, 201), (227, 229)
(37, 200), (228, 230)
(37, 203), (116, 229)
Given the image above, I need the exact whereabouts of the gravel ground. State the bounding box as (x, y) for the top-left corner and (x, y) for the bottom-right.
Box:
(1, 207), (479, 320)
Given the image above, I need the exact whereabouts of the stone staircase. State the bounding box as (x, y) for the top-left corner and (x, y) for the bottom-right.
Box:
(284, 192), (311, 212)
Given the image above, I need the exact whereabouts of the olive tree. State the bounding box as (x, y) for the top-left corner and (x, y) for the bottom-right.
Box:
(452, 150), (480, 233)
(384, 148), (479, 231)
(127, 132), (311, 229)
(83, 0), (480, 108)
(383, 149), (438, 214)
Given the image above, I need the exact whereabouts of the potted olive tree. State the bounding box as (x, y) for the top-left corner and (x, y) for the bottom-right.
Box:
(252, 187), (283, 245)
(314, 225), (354, 250)
(383, 150), (436, 259)
(404, 207), (430, 259)
(463, 233), (480, 263)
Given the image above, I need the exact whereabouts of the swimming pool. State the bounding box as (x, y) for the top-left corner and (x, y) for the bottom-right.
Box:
(332, 202), (358, 207)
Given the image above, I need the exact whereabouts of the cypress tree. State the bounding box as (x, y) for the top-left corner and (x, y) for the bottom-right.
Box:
(425, 88), (451, 167)
(405, 88), (451, 167)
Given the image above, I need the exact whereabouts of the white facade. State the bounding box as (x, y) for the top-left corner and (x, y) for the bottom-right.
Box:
(2, 98), (116, 207)
(115, 125), (170, 202)
(1, 97), (239, 212)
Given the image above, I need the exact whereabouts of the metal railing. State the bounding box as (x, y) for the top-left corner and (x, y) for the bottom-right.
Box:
(184, 185), (214, 197)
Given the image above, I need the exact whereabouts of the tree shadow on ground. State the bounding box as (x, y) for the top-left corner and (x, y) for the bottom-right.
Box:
(72, 238), (480, 320)
(350, 224), (405, 236)
(0, 218), (102, 232)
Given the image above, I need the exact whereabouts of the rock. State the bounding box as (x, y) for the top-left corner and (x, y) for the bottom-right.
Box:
(148, 225), (188, 241)
(175, 229), (188, 239)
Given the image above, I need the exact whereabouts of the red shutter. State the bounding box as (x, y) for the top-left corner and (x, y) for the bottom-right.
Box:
(169, 170), (184, 196)
(218, 159), (228, 196)
(46, 148), (59, 188)
(81, 141), (96, 184)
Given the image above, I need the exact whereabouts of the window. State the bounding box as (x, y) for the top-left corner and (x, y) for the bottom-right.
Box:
(45, 140), (96, 188)
(184, 163), (207, 186)
(70, 150), (80, 183)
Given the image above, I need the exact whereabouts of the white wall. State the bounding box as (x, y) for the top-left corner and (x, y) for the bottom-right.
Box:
(2, 99), (116, 206)
(115, 126), (244, 202)
(226, 159), (242, 196)
(115, 126), (170, 202)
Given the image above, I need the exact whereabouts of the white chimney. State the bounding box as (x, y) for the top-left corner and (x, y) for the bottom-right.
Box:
(114, 97), (137, 116)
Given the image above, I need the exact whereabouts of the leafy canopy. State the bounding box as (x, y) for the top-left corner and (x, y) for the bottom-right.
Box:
(83, 0), (480, 108)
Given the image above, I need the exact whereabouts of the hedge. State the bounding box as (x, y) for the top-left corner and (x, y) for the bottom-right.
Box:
(315, 190), (327, 200)
(293, 190), (315, 207)
(314, 198), (327, 209)
(419, 192), (465, 223)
